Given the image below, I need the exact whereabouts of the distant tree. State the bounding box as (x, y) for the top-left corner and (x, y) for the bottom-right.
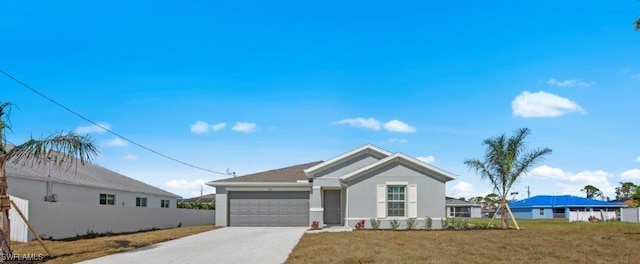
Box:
(615, 182), (637, 200)
(458, 197), (466, 201)
(580, 185), (603, 199)
(636, 17), (640, 31)
(468, 196), (484, 204)
(465, 128), (552, 229)
(484, 193), (500, 208)
(632, 187), (640, 207)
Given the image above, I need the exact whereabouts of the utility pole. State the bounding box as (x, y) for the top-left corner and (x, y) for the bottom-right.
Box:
(527, 186), (530, 199)
(200, 185), (203, 197)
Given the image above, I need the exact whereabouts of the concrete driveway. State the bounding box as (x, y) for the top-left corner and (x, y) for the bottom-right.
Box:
(80, 227), (307, 264)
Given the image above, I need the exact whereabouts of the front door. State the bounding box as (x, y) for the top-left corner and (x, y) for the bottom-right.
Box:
(324, 190), (341, 225)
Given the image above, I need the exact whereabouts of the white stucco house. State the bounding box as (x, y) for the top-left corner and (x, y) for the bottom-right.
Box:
(6, 159), (180, 208)
(208, 144), (457, 229)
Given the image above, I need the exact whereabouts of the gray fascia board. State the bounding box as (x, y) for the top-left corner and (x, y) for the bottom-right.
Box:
(207, 181), (312, 187)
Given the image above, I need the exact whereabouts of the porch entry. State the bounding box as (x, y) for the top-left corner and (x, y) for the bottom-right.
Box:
(323, 189), (341, 225)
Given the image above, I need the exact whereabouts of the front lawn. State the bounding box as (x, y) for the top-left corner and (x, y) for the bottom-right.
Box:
(11, 225), (218, 264)
(287, 219), (640, 263)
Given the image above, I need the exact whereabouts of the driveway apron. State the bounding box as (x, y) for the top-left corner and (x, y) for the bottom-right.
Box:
(79, 227), (307, 264)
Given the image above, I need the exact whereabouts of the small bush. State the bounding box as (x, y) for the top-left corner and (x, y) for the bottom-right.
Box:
(425, 216), (433, 230)
(370, 218), (380, 230)
(406, 218), (416, 230)
(311, 221), (320, 230)
(441, 217), (448, 229)
(355, 220), (366, 230)
(451, 217), (469, 230)
(390, 219), (401, 230)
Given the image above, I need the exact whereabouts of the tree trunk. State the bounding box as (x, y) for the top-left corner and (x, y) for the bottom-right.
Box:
(500, 201), (508, 229)
(0, 156), (12, 255)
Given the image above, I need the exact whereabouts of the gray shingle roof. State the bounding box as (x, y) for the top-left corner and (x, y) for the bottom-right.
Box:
(178, 193), (216, 203)
(6, 160), (180, 198)
(214, 161), (323, 183)
(446, 197), (480, 206)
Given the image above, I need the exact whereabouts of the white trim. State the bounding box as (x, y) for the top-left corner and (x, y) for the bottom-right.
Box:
(310, 208), (324, 212)
(340, 153), (457, 182)
(303, 144), (392, 177)
(312, 186), (322, 189)
(385, 181), (408, 185)
(225, 187), (310, 191)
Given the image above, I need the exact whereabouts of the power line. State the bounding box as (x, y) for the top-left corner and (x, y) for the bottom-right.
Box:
(1, 68), (232, 176)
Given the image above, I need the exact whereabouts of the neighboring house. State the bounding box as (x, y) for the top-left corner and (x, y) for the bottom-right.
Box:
(178, 193), (216, 204)
(506, 195), (626, 219)
(6, 160), (180, 208)
(446, 197), (482, 218)
(208, 144), (457, 229)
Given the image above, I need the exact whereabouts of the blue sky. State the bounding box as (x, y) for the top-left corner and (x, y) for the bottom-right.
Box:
(2, 1), (640, 199)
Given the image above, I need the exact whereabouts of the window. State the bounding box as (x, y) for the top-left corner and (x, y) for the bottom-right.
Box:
(161, 199), (170, 208)
(387, 186), (406, 217)
(539, 208), (545, 216)
(451, 206), (471, 217)
(100, 194), (115, 205)
(136, 197), (147, 207)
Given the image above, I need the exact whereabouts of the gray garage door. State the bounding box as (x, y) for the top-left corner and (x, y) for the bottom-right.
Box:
(228, 191), (309, 226)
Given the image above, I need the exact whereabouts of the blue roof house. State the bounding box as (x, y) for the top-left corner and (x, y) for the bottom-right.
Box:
(505, 195), (626, 220)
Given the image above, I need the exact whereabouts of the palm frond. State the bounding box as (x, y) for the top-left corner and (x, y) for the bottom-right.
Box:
(509, 147), (552, 187)
(635, 17), (640, 31)
(0, 102), (14, 155)
(7, 132), (98, 170)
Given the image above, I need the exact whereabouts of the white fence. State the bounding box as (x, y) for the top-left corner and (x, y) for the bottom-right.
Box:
(9, 196), (29, 242)
(569, 210), (617, 222)
(9, 197), (215, 242)
(621, 208), (640, 223)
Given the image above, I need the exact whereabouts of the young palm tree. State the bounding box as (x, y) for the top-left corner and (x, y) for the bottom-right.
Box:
(0, 102), (98, 254)
(464, 128), (551, 229)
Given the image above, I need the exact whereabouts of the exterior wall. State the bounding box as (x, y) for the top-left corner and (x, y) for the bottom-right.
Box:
(314, 153), (382, 179)
(346, 218), (445, 230)
(621, 208), (640, 223)
(509, 207), (533, 219)
(23, 199), (214, 241)
(530, 208), (553, 219)
(446, 205), (482, 218)
(345, 162), (446, 228)
(471, 206), (482, 218)
(8, 176), (177, 208)
(215, 187), (228, 226)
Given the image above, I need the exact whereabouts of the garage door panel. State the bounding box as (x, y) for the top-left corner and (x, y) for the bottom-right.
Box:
(229, 191), (309, 226)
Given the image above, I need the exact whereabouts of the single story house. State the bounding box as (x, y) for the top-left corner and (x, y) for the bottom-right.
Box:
(208, 144), (457, 229)
(179, 193), (216, 204)
(506, 195), (626, 219)
(446, 197), (482, 218)
(6, 158), (180, 208)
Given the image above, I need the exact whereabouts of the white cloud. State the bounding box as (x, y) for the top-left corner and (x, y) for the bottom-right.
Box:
(75, 123), (111, 134)
(212, 122), (227, 131)
(383, 120), (416, 133)
(447, 181), (489, 199)
(547, 78), (594, 88)
(232, 122), (257, 133)
(389, 138), (408, 144)
(122, 154), (138, 160)
(512, 90), (585, 118)
(333, 117), (381, 130)
(417, 156), (436, 164)
(190, 121), (210, 134)
(631, 74), (640, 79)
(635, 156), (640, 162)
(104, 137), (128, 147)
(528, 165), (615, 197)
(621, 169), (640, 180)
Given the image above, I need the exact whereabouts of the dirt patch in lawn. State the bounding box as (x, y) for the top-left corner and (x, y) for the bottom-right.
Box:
(287, 220), (640, 264)
(9, 225), (218, 264)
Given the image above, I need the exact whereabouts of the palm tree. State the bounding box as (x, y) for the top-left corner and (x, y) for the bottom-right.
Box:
(0, 102), (97, 255)
(464, 128), (551, 229)
(581, 185), (603, 199)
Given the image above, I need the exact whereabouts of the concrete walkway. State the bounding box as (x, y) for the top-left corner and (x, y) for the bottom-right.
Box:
(80, 227), (307, 264)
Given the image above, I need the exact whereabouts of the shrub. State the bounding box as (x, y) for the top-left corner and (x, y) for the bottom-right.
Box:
(451, 217), (469, 230)
(370, 218), (380, 229)
(355, 220), (366, 230)
(406, 218), (416, 230)
(390, 219), (400, 230)
(311, 221), (320, 230)
(425, 216), (433, 230)
(441, 217), (448, 229)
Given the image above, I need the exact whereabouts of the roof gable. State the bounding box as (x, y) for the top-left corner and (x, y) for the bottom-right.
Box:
(303, 144), (391, 178)
(340, 153), (457, 182)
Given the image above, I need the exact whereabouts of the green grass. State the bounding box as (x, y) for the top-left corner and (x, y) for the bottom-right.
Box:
(287, 219), (640, 264)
